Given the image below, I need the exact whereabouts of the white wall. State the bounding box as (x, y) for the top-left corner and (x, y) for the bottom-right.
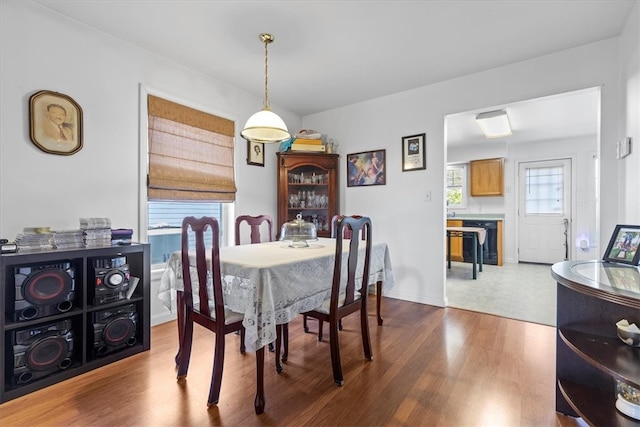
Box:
(0, 2), (301, 325)
(619, 1), (640, 224)
(303, 39), (622, 307)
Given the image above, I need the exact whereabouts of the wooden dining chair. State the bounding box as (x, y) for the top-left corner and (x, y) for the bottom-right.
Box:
(234, 214), (287, 369)
(302, 215), (373, 386)
(176, 216), (246, 407)
(303, 214), (365, 335)
(234, 214), (273, 245)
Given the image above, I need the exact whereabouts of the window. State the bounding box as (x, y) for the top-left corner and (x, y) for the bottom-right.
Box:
(446, 165), (466, 207)
(148, 201), (223, 264)
(146, 95), (236, 266)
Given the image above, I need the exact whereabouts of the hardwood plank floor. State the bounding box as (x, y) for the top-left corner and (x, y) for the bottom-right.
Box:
(0, 297), (586, 426)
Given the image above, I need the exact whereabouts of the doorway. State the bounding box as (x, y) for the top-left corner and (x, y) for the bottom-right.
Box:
(517, 158), (572, 264)
(444, 87), (600, 324)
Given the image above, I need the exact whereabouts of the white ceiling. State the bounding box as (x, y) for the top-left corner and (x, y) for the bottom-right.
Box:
(446, 87), (600, 147)
(32, 0), (633, 145)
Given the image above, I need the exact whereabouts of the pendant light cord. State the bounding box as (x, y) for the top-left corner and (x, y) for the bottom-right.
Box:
(263, 37), (270, 109)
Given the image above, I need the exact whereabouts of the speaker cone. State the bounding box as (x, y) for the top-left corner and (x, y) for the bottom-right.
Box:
(26, 335), (68, 371)
(103, 317), (136, 347)
(22, 269), (73, 306)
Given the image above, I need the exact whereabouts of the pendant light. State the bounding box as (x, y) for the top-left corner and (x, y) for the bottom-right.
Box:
(241, 33), (290, 143)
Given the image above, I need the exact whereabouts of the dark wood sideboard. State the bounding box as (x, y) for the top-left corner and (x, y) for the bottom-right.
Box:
(552, 260), (640, 426)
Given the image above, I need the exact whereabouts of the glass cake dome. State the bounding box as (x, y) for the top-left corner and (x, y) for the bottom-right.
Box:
(279, 213), (318, 248)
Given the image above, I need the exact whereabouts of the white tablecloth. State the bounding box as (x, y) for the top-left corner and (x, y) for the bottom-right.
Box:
(157, 238), (394, 351)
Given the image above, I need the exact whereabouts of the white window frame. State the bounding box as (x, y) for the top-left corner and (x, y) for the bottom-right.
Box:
(446, 164), (467, 208)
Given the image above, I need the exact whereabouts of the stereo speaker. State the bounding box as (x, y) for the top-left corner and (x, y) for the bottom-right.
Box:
(93, 304), (137, 357)
(11, 319), (74, 385)
(89, 256), (130, 305)
(13, 262), (75, 321)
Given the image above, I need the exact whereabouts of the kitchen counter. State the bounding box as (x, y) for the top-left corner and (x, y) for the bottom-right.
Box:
(447, 213), (504, 221)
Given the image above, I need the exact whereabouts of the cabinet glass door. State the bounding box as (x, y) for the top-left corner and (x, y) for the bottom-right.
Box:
(287, 165), (331, 233)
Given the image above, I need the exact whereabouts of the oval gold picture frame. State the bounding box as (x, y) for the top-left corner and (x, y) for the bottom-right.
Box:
(29, 90), (83, 155)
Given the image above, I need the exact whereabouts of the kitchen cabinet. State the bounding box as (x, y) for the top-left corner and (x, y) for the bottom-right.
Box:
(470, 158), (504, 196)
(0, 244), (150, 403)
(446, 220), (464, 261)
(552, 260), (640, 426)
(277, 152), (339, 238)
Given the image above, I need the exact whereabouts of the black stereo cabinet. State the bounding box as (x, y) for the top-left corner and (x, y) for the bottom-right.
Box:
(0, 243), (150, 403)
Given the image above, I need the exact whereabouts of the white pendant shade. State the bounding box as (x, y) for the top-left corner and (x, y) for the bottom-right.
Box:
(241, 33), (290, 144)
(241, 108), (290, 143)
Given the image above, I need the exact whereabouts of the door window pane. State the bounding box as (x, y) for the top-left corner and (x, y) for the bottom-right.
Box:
(524, 166), (563, 214)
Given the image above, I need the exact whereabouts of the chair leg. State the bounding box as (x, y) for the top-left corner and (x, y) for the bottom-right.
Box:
(175, 291), (185, 365)
(377, 280), (383, 325)
(282, 323), (289, 362)
(239, 327), (246, 354)
(318, 319), (324, 341)
(207, 331), (226, 407)
(303, 314), (309, 333)
(176, 317), (194, 379)
(360, 305), (373, 361)
(275, 325), (283, 373)
(328, 318), (344, 386)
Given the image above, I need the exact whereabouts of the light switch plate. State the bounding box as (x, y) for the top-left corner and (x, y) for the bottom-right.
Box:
(617, 137), (631, 159)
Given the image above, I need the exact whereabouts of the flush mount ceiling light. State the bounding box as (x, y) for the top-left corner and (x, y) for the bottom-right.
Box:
(241, 33), (290, 144)
(475, 109), (512, 138)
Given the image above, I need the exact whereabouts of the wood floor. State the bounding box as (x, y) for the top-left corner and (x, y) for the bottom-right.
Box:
(0, 296), (586, 426)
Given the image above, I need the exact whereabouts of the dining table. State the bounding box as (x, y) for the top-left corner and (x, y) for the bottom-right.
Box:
(157, 237), (394, 414)
(446, 226), (486, 279)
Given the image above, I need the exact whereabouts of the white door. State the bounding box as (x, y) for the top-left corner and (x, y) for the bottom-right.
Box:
(518, 159), (571, 264)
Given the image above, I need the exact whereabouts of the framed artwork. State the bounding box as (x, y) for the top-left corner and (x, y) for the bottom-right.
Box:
(603, 224), (640, 265)
(29, 90), (83, 155)
(346, 149), (385, 187)
(247, 140), (265, 166)
(402, 133), (426, 171)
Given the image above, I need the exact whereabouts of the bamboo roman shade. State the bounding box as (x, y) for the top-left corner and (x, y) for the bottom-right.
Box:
(148, 95), (236, 201)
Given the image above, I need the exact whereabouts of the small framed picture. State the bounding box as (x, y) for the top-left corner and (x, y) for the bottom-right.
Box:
(603, 224), (640, 266)
(247, 140), (265, 166)
(347, 149), (385, 187)
(29, 90), (83, 155)
(402, 133), (426, 171)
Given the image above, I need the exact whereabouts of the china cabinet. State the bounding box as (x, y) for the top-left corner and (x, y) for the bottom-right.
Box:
(276, 152), (339, 238)
(552, 260), (640, 426)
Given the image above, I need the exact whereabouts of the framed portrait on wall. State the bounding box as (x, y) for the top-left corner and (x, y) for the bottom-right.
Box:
(29, 90), (83, 155)
(247, 140), (265, 166)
